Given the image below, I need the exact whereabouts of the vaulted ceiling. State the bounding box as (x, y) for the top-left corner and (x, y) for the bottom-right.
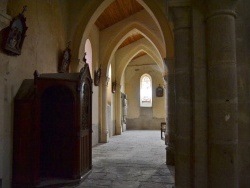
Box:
(95, 0), (144, 31)
(95, 0), (148, 60)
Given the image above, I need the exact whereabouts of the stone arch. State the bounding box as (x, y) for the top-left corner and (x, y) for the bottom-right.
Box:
(116, 39), (164, 84)
(70, 0), (114, 71)
(137, 0), (174, 58)
(84, 39), (93, 77)
(101, 23), (164, 78)
(70, 0), (174, 71)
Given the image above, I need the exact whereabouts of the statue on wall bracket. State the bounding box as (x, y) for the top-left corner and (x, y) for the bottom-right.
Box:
(2, 6), (28, 56)
(59, 41), (71, 73)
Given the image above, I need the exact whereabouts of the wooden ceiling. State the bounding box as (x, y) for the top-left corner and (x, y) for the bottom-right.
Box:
(132, 51), (147, 60)
(95, 0), (147, 59)
(95, 0), (144, 31)
(118, 33), (144, 49)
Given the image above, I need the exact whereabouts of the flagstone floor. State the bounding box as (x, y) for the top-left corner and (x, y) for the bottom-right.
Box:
(70, 130), (174, 188)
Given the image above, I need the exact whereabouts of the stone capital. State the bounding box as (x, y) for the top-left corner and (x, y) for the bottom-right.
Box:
(206, 0), (238, 19)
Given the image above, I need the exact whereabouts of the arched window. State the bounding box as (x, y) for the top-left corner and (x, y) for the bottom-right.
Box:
(85, 39), (92, 77)
(140, 74), (152, 107)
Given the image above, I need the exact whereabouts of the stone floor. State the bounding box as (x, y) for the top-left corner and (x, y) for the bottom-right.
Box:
(69, 130), (174, 188)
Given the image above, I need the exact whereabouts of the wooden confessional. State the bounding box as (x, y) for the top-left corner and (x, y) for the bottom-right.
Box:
(12, 63), (92, 188)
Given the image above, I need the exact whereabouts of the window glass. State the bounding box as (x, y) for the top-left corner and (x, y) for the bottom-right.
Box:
(140, 74), (152, 107)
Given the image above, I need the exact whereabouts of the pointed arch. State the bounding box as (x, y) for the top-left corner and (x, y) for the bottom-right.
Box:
(84, 39), (93, 77)
(137, 0), (174, 57)
(70, 0), (174, 72)
(115, 38), (164, 84)
(101, 24), (165, 79)
(70, 0), (115, 71)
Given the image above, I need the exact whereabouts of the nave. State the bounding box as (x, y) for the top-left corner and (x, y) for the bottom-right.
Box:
(75, 130), (174, 188)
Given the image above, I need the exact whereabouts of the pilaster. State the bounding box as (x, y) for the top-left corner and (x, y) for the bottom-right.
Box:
(169, 2), (192, 187)
(164, 58), (175, 166)
(115, 84), (122, 135)
(100, 75), (109, 143)
(206, 0), (238, 187)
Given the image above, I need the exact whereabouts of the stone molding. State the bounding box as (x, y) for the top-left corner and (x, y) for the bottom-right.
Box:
(206, 0), (238, 19)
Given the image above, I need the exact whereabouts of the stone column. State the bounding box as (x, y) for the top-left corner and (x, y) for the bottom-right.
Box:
(206, 1), (238, 187)
(169, 2), (192, 187)
(100, 75), (109, 143)
(164, 58), (175, 166)
(115, 84), (122, 135)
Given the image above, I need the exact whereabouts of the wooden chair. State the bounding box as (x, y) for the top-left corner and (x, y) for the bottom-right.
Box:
(161, 122), (166, 139)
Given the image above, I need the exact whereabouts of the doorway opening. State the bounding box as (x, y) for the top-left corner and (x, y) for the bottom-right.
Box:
(40, 86), (74, 179)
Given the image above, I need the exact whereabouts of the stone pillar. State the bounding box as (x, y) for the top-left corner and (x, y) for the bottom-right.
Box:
(206, 0), (238, 187)
(169, 2), (192, 187)
(115, 84), (122, 135)
(192, 2), (208, 187)
(100, 75), (109, 143)
(164, 58), (175, 166)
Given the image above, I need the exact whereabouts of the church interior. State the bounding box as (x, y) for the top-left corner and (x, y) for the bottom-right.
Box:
(0, 0), (250, 187)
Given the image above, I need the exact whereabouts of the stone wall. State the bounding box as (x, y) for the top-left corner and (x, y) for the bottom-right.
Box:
(0, 1), (68, 187)
(236, 1), (250, 186)
(87, 25), (100, 146)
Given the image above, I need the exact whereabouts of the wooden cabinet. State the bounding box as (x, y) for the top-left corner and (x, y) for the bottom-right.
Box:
(12, 64), (92, 187)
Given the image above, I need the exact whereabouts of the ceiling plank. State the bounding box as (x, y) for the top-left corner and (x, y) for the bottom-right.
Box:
(118, 33), (144, 49)
(95, 0), (144, 30)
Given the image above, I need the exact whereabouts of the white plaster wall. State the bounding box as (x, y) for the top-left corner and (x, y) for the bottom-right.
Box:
(125, 56), (165, 118)
(0, 1), (68, 187)
(111, 92), (116, 136)
(107, 66), (112, 105)
(110, 57), (116, 136)
(88, 25), (100, 146)
(92, 85), (99, 146)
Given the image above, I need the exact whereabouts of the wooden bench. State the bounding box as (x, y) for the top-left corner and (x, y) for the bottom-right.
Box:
(161, 122), (166, 139)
